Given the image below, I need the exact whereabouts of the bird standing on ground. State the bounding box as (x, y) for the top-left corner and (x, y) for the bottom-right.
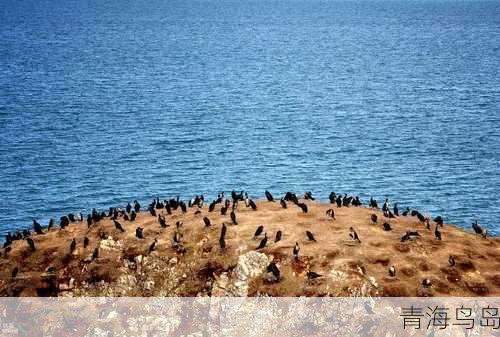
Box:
(266, 261), (280, 281)
(306, 230), (316, 242)
(275, 230), (282, 243)
(349, 227), (361, 243)
(136, 227), (144, 239)
(265, 190), (274, 202)
(33, 220), (43, 235)
(257, 233), (268, 250)
(149, 238), (157, 253)
(297, 202), (308, 213)
(230, 211), (237, 225)
(113, 219), (125, 233)
(434, 225), (442, 241)
(69, 238), (76, 253)
(307, 271), (322, 279)
(293, 242), (300, 260)
(253, 225), (264, 239)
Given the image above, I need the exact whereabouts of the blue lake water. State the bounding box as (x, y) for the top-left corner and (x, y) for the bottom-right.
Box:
(0, 0), (499, 236)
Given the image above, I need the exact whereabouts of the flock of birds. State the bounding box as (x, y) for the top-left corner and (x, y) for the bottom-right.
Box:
(2, 190), (492, 288)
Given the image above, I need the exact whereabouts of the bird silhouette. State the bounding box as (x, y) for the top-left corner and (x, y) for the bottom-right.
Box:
(265, 190), (274, 202)
(113, 219), (125, 233)
(257, 233), (268, 249)
(230, 211), (237, 225)
(280, 199), (287, 209)
(293, 242), (300, 260)
(253, 225), (264, 239)
(306, 231), (316, 242)
(275, 230), (282, 243)
(69, 238), (76, 253)
(297, 202), (308, 213)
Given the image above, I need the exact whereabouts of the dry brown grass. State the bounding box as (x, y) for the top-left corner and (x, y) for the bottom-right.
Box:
(0, 198), (498, 297)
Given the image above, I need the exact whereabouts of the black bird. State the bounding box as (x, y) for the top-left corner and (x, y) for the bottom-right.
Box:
(83, 237), (89, 248)
(149, 207), (156, 217)
(26, 238), (36, 252)
(329, 192), (336, 204)
(194, 210), (201, 215)
(349, 227), (361, 243)
(203, 217), (211, 227)
(219, 236), (226, 250)
(253, 225), (264, 239)
(393, 203), (399, 216)
(47, 218), (54, 230)
(416, 212), (426, 223)
(280, 199), (287, 209)
(400, 232), (411, 242)
(130, 211), (136, 221)
(165, 202), (172, 215)
(256, 233), (268, 249)
(219, 224), (227, 250)
(448, 255), (456, 267)
(472, 220), (484, 235)
(126, 203), (132, 213)
(179, 201), (187, 213)
(33, 220), (44, 235)
(220, 223), (227, 240)
(275, 230), (282, 243)
(134, 200), (141, 213)
(248, 199), (257, 211)
(176, 221), (183, 229)
(68, 213), (76, 222)
(113, 219), (125, 233)
(306, 230), (316, 242)
(433, 216), (444, 226)
(92, 247), (99, 260)
(266, 261), (280, 281)
(336, 196), (342, 208)
(60, 216), (69, 229)
(297, 202), (308, 213)
(303, 191), (315, 200)
(70, 238), (76, 253)
(136, 227), (144, 239)
(326, 209), (335, 219)
(149, 239), (157, 253)
(307, 271), (322, 279)
(402, 207), (411, 216)
(230, 211), (237, 225)
(434, 225), (442, 241)
(383, 222), (392, 231)
(86, 215), (92, 228)
(123, 213), (130, 221)
(293, 242), (300, 260)
(11, 267), (18, 278)
(158, 215), (167, 228)
(371, 214), (378, 224)
(208, 201), (216, 212)
(220, 206), (228, 215)
(389, 266), (396, 277)
(382, 199), (389, 212)
(265, 190), (274, 202)
(422, 278), (432, 288)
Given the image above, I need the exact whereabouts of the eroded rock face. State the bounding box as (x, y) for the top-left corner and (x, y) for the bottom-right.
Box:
(212, 251), (269, 296)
